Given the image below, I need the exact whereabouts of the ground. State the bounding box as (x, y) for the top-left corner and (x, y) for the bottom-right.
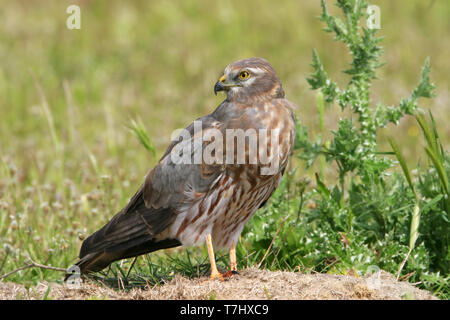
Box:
(0, 268), (436, 300)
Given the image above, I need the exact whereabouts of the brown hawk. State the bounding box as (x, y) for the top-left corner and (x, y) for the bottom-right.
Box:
(73, 57), (296, 280)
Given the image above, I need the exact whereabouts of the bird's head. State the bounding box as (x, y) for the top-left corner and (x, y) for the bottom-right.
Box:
(214, 57), (284, 102)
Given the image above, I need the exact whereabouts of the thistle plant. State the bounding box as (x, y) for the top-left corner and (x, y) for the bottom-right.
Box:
(300, 0), (435, 198)
(238, 0), (449, 298)
(288, 0), (449, 295)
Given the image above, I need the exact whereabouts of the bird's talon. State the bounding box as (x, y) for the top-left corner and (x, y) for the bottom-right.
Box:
(222, 270), (239, 278)
(210, 272), (224, 281)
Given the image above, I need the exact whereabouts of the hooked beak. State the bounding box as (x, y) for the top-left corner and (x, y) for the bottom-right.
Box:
(214, 81), (224, 95)
(214, 74), (241, 95)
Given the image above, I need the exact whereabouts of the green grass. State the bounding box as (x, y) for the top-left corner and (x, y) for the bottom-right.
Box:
(0, 0), (449, 299)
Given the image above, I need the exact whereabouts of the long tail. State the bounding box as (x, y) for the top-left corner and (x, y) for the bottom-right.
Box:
(74, 238), (181, 275)
(66, 188), (181, 278)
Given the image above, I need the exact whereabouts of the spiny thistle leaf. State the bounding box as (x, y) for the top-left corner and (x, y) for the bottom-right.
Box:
(306, 49), (328, 89)
(412, 57), (436, 100)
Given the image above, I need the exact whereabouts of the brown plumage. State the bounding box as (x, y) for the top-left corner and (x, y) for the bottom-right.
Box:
(71, 57), (296, 280)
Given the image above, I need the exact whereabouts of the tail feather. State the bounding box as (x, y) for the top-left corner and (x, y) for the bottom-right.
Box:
(74, 238), (181, 274)
(69, 188), (181, 276)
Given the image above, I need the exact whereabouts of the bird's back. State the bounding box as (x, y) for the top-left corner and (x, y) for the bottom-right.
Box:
(159, 98), (296, 249)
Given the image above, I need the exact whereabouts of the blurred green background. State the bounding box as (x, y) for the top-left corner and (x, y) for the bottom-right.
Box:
(0, 0), (448, 285)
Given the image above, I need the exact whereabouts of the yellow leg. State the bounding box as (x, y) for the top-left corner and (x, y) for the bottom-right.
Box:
(229, 244), (237, 272)
(206, 234), (223, 281)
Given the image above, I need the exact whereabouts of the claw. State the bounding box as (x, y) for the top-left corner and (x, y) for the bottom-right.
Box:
(222, 270), (239, 278)
(222, 271), (233, 278)
(210, 271), (224, 282)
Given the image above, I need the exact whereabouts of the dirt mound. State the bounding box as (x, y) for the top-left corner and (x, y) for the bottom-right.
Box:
(0, 268), (436, 300)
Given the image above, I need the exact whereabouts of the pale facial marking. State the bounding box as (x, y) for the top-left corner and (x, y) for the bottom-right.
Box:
(245, 67), (265, 76)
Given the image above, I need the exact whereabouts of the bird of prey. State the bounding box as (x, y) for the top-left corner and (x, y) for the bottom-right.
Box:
(73, 57), (296, 280)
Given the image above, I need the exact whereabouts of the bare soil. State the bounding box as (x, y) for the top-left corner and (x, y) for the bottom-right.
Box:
(0, 268), (437, 300)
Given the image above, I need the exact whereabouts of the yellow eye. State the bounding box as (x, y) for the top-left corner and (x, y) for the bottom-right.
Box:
(239, 71), (249, 80)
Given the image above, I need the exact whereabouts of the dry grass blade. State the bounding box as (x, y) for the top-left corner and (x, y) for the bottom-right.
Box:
(396, 203), (421, 280)
(257, 215), (290, 269)
(30, 70), (60, 155)
(0, 260), (66, 280)
(389, 138), (421, 280)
